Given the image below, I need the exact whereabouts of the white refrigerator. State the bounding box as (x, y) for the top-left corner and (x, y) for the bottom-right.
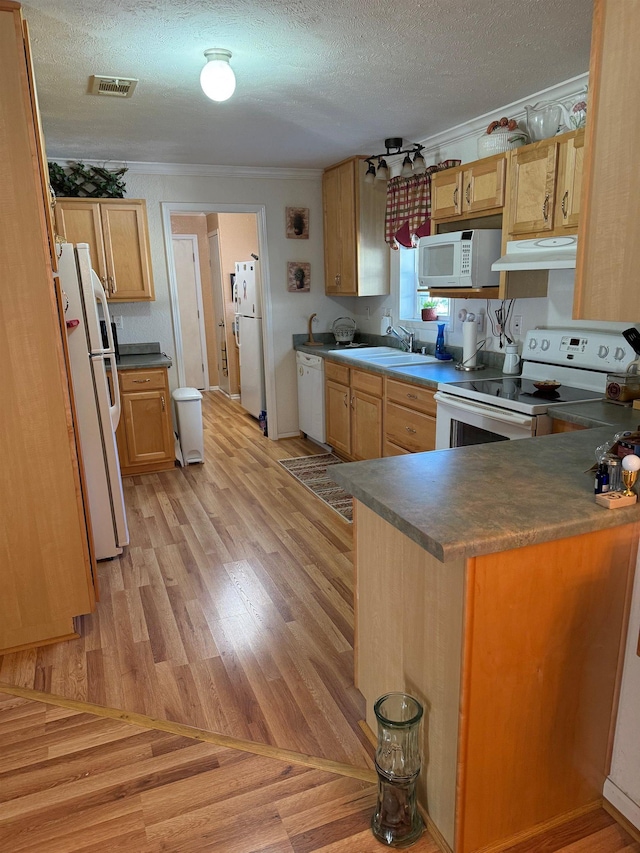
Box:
(234, 260), (266, 418)
(57, 243), (129, 560)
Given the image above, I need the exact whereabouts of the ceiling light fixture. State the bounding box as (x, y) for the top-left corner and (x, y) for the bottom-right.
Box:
(364, 137), (426, 183)
(200, 48), (236, 102)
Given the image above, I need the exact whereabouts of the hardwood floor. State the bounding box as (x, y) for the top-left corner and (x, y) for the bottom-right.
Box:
(0, 391), (638, 852)
(1, 391), (369, 768)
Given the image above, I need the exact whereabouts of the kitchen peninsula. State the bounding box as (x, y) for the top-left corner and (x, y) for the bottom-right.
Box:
(331, 429), (640, 853)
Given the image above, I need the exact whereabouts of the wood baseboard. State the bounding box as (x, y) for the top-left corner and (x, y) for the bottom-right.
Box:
(603, 797), (640, 845)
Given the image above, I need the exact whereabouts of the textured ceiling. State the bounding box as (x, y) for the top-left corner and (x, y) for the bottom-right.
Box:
(23, 0), (594, 168)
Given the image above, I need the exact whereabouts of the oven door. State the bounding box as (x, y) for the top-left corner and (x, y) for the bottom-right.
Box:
(434, 391), (550, 449)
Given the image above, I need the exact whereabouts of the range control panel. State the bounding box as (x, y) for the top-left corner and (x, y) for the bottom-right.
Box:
(523, 329), (632, 370)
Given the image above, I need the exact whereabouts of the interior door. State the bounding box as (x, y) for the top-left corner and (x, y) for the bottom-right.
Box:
(208, 231), (230, 394)
(172, 235), (207, 390)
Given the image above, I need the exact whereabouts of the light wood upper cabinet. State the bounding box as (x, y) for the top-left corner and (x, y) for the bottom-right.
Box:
(431, 168), (464, 219)
(323, 157), (390, 296)
(431, 154), (506, 221)
(508, 140), (559, 235)
(556, 132), (584, 231)
(115, 367), (174, 475)
(463, 156), (506, 214)
(55, 198), (155, 301)
(574, 0), (638, 322)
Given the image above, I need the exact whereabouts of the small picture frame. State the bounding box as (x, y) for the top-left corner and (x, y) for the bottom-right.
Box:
(287, 261), (311, 292)
(286, 207), (309, 239)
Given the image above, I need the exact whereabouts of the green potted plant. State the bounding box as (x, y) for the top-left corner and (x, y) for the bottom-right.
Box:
(421, 298), (439, 321)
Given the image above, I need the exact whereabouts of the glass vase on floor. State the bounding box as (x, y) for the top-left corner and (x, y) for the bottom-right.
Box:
(371, 692), (424, 848)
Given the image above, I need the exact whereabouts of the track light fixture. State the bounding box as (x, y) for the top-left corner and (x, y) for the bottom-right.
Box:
(364, 137), (426, 183)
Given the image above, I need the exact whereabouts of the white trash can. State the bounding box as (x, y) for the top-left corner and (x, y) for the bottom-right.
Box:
(172, 387), (204, 464)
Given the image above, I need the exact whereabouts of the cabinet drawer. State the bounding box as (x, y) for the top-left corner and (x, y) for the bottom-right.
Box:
(352, 368), (383, 398)
(385, 402), (436, 453)
(383, 439), (410, 457)
(119, 368), (167, 392)
(325, 360), (350, 385)
(386, 379), (437, 416)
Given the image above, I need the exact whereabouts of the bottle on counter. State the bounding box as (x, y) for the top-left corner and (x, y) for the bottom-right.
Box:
(606, 455), (622, 492)
(594, 462), (610, 494)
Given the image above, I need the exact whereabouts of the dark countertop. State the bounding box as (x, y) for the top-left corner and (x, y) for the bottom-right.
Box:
(295, 341), (640, 562)
(331, 427), (640, 563)
(115, 343), (172, 370)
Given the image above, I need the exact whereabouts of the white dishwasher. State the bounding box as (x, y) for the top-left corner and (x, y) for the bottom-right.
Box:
(296, 351), (326, 445)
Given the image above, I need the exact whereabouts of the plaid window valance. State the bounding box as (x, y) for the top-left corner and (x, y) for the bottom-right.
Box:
(385, 160), (461, 248)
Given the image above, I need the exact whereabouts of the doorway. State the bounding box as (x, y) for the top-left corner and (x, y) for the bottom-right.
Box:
(163, 204), (275, 433)
(171, 234), (208, 390)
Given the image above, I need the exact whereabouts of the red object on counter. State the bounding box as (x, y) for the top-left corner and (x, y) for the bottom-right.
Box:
(66, 319), (80, 329)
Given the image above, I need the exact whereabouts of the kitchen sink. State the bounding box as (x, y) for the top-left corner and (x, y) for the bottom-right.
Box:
(364, 353), (439, 366)
(329, 346), (439, 366)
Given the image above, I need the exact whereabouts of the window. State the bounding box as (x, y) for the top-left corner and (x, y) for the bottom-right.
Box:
(398, 246), (450, 322)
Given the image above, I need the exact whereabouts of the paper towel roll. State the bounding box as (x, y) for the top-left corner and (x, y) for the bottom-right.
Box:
(463, 319), (478, 367)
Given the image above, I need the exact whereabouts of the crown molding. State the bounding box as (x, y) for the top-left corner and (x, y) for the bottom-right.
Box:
(46, 156), (323, 181)
(417, 72), (589, 159)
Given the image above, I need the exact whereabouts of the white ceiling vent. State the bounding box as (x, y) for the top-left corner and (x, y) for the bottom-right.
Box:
(88, 75), (138, 98)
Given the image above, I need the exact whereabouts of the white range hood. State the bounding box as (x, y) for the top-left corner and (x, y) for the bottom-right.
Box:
(492, 235), (577, 271)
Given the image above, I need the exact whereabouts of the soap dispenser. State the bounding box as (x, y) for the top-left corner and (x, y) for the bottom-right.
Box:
(502, 344), (521, 375)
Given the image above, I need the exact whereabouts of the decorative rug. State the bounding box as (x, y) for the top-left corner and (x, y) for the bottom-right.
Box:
(278, 453), (353, 523)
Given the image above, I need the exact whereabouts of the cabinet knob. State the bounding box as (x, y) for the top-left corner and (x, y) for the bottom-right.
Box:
(335, 273), (341, 290)
(561, 190), (569, 218)
(465, 183), (471, 205)
(343, 392), (348, 407)
(350, 394), (355, 410)
(108, 275), (116, 295)
(406, 393), (418, 400)
(133, 378), (151, 383)
(453, 186), (459, 208)
(405, 426), (417, 434)
(161, 395), (165, 411)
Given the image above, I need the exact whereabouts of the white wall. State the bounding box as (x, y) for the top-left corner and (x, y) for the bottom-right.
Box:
(63, 164), (353, 438)
(604, 551), (640, 829)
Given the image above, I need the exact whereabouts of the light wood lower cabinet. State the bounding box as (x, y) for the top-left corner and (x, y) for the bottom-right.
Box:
(384, 378), (437, 454)
(325, 363), (438, 460)
(115, 367), (175, 475)
(325, 362), (383, 460)
(356, 503), (638, 853)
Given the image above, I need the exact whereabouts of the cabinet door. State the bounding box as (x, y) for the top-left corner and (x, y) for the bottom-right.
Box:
(431, 169), (463, 219)
(351, 389), (383, 460)
(463, 157), (506, 214)
(508, 141), (558, 235)
(101, 201), (155, 301)
(556, 132), (584, 231)
(323, 160), (357, 295)
(54, 200), (109, 287)
(574, 0), (638, 321)
(326, 379), (351, 457)
(22, 21), (57, 272)
(121, 388), (173, 466)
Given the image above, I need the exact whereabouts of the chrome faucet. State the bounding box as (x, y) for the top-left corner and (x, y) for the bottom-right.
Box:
(386, 325), (414, 352)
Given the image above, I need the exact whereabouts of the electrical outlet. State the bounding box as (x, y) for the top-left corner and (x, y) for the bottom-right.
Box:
(476, 312), (485, 334)
(112, 315), (124, 330)
(513, 315), (523, 336)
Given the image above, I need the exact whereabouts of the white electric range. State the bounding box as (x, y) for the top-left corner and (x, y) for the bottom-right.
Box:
(434, 329), (632, 448)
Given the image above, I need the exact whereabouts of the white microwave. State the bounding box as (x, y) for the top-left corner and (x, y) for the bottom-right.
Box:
(417, 229), (502, 289)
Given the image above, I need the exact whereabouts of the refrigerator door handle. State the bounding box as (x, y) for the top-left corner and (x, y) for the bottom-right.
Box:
(91, 269), (114, 355)
(234, 313), (241, 348)
(104, 351), (122, 430)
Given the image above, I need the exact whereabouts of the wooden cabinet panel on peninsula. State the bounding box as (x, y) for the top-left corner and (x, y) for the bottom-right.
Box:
(114, 367), (175, 476)
(574, 0), (639, 322)
(54, 198), (155, 301)
(325, 362), (383, 460)
(322, 157), (390, 296)
(0, 0), (96, 654)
